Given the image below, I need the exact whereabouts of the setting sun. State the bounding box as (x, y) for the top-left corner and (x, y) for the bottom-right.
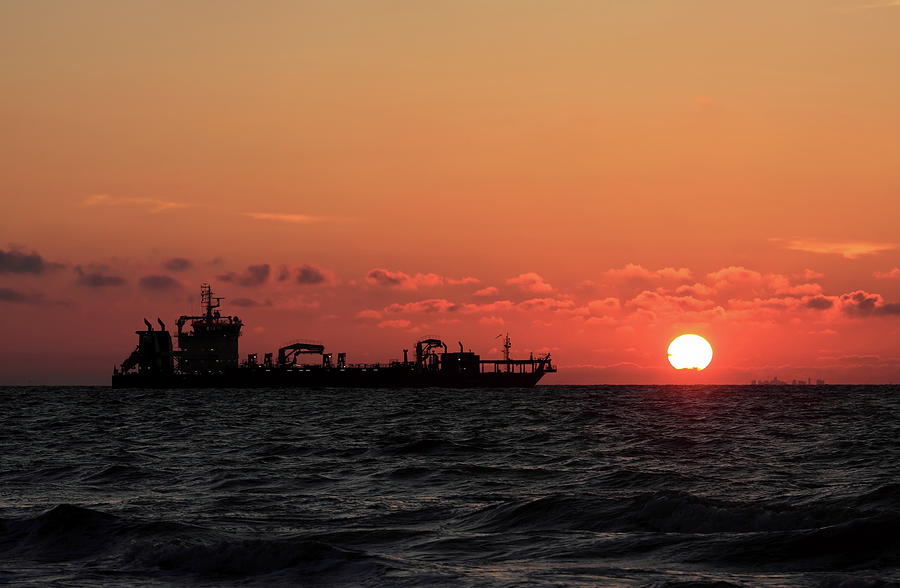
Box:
(667, 334), (713, 371)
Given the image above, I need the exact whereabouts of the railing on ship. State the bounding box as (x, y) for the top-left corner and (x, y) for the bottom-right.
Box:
(478, 357), (554, 374)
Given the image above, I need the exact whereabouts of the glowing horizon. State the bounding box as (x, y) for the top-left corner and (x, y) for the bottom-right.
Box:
(1, 1), (899, 385)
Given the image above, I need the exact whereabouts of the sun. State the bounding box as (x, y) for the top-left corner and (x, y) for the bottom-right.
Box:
(667, 334), (713, 370)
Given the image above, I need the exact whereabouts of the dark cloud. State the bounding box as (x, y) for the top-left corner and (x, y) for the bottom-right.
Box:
(367, 268), (407, 287)
(218, 264), (270, 287)
(139, 275), (181, 291)
(231, 297), (267, 308)
(840, 290), (881, 317)
(296, 264), (327, 285)
(0, 287), (45, 305)
(163, 257), (193, 272)
(805, 296), (833, 310)
(839, 290), (900, 317)
(74, 266), (126, 288)
(0, 247), (63, 274)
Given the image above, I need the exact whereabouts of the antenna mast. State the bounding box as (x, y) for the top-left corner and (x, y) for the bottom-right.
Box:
(200, 283), (223, 318)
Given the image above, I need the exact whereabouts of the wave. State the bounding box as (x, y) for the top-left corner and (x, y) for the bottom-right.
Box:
(455, 488), (900, 536)
(4, 385), (899, 585)
(0, 504), (394, 583)
(679, 512), (900, 570)
(382, 463), (560, 483)
(384, 436), (489, 456)
(81, 464), (155, 484)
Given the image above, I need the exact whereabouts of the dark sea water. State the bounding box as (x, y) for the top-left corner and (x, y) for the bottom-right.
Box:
(1, 386), (898, 587)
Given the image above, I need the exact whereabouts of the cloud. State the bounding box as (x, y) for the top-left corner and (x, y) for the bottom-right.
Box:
(778, 283), (824, 297)
(355, 309), (383, 320)
(675, 283), (715, 298)
(585, 316), (618, 327)
(874, 268), (900, 279)
(774, 238), (898, 259)
(517, 297), (576, 311)
(707, 266), (768, 287)
(385, 299), (459, 313)
(377, 319), (412, 329)
(139, 275), (182, 291)
(366, 268), (473, 290)
(218, 264), (270, 287)
(478, 315), (505, 326)
(828, 354), (882, 364)
(230, 297), (267, 307)
(588, 298), (621, 315)
(506, 272), (553, 293)
(837, 0), (900, 11)
(243, 212), (350, 224)
(0, 287), (46, 305)
(367, 268), (413, 288)
(163, 257), (193, 272)
(805, 296), (834, 310)
(0, 247), (63, 274)
(604, 264), (692, 284)
(800, 269), (824, 280)
(628, 290), (716, 313)
(378, 295), (575, 318)
(81, 194), (189, 213)
(706, 266), (792, 297)
(838, 290), (900, 317)
(459, 300), (516, 314)
(473, 286), (499, 297)
(295, 264), (333, 285)
(727, 297), (805, 312)
(74, 266), (126, 287)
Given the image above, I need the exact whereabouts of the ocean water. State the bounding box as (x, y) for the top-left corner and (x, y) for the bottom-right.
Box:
(1, 385), (898, 587)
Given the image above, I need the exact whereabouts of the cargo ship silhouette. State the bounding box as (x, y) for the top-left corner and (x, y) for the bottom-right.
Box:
(112, 284), (556, 388)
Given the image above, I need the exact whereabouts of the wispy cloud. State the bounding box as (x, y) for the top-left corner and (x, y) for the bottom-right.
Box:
(506, 272), (554, 293)
(81, 194), (190, 213)
(218, 264), (271, 287)
(243, 212), (352, 224)
(773, 238), (898, 259)
(0, 247), (64, 274)
(163, 257), (193, 272)
(837, 0), (900, 11)
(366, 268), (477, 290)
(0, 287), (47, 305)
(377, 319), (412, 329)
(74, 266), (126, 288)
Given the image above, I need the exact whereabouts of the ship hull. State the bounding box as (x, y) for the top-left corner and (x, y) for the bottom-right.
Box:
(112, 366), (547, 389)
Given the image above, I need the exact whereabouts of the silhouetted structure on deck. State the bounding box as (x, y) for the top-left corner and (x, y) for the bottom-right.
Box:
(113, 284), (556, 388)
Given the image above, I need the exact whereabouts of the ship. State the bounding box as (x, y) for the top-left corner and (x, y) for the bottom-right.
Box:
(111, 284), (556, 388)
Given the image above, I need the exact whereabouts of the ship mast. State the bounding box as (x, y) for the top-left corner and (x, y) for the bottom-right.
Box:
(496, 332), (512, 372)
(200, 283), (224, 318)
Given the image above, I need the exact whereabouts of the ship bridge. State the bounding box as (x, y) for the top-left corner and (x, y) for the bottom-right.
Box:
(175, 284), (243, 374)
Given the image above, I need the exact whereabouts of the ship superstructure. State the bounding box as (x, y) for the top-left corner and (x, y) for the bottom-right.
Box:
(175, 284), (243, 373)
(112, 284), (556, 388)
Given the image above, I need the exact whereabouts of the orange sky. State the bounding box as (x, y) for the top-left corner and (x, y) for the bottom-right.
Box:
(2, 0), (899, 384)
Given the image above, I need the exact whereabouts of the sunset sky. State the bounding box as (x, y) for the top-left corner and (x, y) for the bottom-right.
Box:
(2, 0), (899, 384)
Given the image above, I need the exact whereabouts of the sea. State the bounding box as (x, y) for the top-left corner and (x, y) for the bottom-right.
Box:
(1, 385), (898, 587)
